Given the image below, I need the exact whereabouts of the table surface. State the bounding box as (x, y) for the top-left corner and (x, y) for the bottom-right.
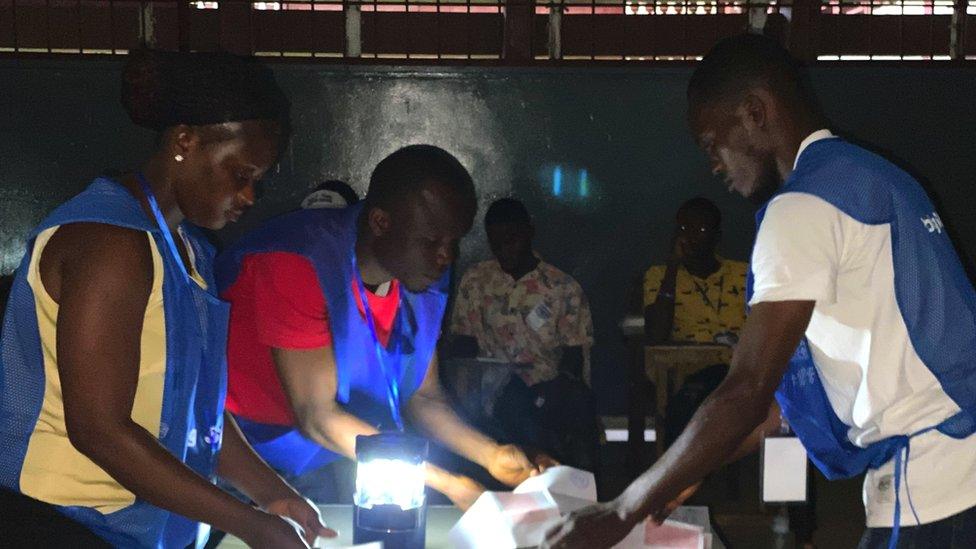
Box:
(216, 505), (463, 548)
(217, 504), (726, 549)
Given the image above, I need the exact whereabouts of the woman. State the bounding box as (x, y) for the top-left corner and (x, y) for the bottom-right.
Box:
(0, 50), (334, 548)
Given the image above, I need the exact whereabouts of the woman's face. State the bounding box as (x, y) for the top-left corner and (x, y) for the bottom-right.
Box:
(174, 120), (281, 230)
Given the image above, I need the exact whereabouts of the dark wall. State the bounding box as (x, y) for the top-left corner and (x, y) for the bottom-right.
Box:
(2, 59), (975, 413)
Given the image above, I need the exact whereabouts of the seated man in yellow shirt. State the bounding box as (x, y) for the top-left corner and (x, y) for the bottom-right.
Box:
(644, 197), (747, 345)
(643, 197), (747, 444)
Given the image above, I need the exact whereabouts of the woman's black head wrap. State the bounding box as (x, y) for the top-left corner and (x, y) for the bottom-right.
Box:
(121, 49), (290, 135)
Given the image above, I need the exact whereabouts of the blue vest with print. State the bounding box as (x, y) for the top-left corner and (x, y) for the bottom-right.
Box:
(215, 203), (448, 476)
(0, 179), (228, 548)
(750, 139), (976, 482)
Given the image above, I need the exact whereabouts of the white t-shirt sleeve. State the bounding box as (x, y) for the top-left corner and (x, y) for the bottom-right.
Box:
(749, 192), (847, 306)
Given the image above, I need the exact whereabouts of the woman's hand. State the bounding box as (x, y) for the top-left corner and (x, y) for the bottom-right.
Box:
(241, 512), (312, 549)
(263, 496), (338, 546)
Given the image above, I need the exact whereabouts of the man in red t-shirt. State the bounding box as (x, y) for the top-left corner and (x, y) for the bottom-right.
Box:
(221, 146), (551, 510)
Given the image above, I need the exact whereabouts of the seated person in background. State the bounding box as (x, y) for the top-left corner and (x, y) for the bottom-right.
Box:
(449, 198), (599, 472)
(300, 179), (360, 209)
(644, 196), (747, 346)
(643, 197), (747, 443)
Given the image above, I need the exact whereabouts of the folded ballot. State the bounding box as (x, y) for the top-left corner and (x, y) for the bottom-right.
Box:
(448, 466), (596, 548)
(512, 466), (598, 514)
(447, 490), (561, 548)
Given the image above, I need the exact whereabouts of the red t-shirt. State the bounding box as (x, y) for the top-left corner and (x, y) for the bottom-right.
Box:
(223, 252), (401, 425)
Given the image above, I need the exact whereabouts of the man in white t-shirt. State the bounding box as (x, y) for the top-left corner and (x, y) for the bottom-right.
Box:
(543, 34), (976, 549)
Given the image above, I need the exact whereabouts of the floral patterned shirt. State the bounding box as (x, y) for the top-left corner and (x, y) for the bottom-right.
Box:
(450, 259), (594, 386)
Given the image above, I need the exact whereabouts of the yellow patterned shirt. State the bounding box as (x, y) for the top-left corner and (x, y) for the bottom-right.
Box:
(642, 258), (748, 343)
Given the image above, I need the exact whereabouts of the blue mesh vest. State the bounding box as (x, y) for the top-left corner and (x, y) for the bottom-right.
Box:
(215, 203), (448, 476)
(0, 179), (229, 548)
(749, 138), (976, 544)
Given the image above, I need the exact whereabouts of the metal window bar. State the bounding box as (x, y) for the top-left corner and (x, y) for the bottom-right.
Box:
(541, 0), (795, 60)
(0, 0), (969, 60)
(818, 0), (954, 59)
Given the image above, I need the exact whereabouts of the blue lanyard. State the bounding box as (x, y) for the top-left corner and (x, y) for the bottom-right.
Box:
(136, 173), (191, 285)
(351, 254), (404, 431)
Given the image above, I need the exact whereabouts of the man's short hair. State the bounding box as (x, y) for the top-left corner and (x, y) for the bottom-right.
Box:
(484, 198), (531, 228)
(678, 196), (722, 229)
(365, 145), (475, 214)
(687, 33), (807, 110)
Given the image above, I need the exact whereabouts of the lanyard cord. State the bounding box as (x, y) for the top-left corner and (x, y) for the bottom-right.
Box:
(691, 272), (725, 315)
(136, 173), (191, 284)
(351, 254), (404, 431)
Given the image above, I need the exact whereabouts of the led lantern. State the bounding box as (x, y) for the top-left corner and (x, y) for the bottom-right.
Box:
(353, 433), (428, 549)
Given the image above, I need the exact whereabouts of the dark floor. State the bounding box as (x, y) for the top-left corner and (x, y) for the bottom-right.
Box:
(599, 441), (866, 549)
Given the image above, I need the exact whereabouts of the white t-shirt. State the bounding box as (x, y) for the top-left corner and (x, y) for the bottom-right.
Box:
(750, 133), (976, 527)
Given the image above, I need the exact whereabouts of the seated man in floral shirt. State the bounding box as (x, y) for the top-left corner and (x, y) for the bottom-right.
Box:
(449, 198), (599, 472)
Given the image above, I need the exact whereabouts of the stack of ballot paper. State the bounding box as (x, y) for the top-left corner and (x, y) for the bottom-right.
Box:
(449, 466), (716, 549)
(613, 518), (712, 549)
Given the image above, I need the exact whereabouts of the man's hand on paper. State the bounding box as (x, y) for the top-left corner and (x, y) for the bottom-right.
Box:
(243, 512), (316, 549)
(540, 481), (701, 548)
(487, 444), (547, 486)
(539, 499), (635, 549)
(263, 496), (338, 546)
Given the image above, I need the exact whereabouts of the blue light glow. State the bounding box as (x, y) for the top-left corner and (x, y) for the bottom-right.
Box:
(579, 169), (589, 197)
(552, 166), (563, 196)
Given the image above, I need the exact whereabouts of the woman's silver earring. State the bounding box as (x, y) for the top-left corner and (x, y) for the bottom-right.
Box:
(174, 154), (185, 163)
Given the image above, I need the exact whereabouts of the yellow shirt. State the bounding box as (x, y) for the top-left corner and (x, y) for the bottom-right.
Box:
(20, 226), (204, 512)
(642, 258), (748, 344)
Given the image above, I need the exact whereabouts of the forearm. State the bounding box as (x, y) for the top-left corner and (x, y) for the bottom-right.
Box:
(616, 378), (773, 523)
(217, 413), (300, 508)
(407, 393), (498, 469)
(294, 403), (380, 460)
(75, 420), (265, 540)
(424, 462), (466, 495)
(620, 301), (811, 527)
(726, 401), (782, 464)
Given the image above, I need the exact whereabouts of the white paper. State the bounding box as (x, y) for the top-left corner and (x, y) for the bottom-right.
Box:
(762, 437), (808, 502)
(644, 520), (705, 549)
(449, 466), (596, 548)
(613, 519), (706, 549)
(612, 507), (716, 549)
(513, 466), (597, 513)
(447, 490), (560, 549)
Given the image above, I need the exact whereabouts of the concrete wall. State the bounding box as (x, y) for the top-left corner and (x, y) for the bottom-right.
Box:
(2, 59), (974, 411)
